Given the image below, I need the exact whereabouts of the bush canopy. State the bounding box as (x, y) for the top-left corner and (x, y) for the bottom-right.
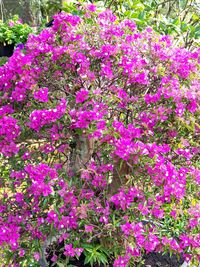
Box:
(0, 5), (200, 267)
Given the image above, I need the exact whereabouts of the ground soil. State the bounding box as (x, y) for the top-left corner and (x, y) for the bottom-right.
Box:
(141, 252), (184, 267)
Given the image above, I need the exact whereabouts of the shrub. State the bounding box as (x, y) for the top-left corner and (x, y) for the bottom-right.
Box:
(0, 5), (199, 267)
(0, 15), (33, 45)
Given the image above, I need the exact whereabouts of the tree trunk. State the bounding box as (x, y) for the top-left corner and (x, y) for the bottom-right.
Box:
(2, 0), (43, 26)
(70, 134), (95, 174)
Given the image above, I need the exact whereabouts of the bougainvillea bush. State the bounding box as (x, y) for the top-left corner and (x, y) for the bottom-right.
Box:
(0, 4), (200, 267)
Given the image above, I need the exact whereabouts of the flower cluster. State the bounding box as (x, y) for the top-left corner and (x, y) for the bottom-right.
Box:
(0, 116), (20, 156)
(29, 98), (66, 131)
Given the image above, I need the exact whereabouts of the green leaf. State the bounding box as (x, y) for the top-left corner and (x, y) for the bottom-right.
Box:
(194, 25), (200, 39)
(99, 247), (110, 256)
(179, 0), (187, 9)
(181, 22), (188, 32)
(84, 254), (95, 266)
(138, 10), (145, 20)
(82, 243), (94, 249)
(98, 253), (108, 264)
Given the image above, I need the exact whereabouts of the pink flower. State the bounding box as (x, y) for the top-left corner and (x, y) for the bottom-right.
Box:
(114, 255), (130, 267)
(64, 244), (83, 257)
(15, 193), (24, 203)
(8, 21), (14, 27)
(51, 254), (57, 262)
(127, 247), (140, 257)
(64, 244), (75, 257)
(19, 249), (25, 257)
(87, 4), (96, 12)
(169, 238), (180, 251)
(34, 252), (40, 261)
(76, 89), (89, 103)
(121, 222), (133, 236)
(85, 225), (94, 233)
(152, 207), (164, 219)
(180, 234), (191, 249)
(33, 87), (49, 102)
(170, 210), (177, 219)
(188, 219), (198, 229)
(183, 254), (192, 263)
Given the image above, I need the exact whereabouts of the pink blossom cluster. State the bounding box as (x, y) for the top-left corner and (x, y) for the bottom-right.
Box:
(0, 116), (20, 156)
(29, 98), (66, 131)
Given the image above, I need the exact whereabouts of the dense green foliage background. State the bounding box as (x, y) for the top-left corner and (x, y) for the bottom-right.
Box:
(62, 0), (200, 49)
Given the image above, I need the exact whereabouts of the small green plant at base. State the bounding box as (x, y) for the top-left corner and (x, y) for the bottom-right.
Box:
(82, 243), (110, 266)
